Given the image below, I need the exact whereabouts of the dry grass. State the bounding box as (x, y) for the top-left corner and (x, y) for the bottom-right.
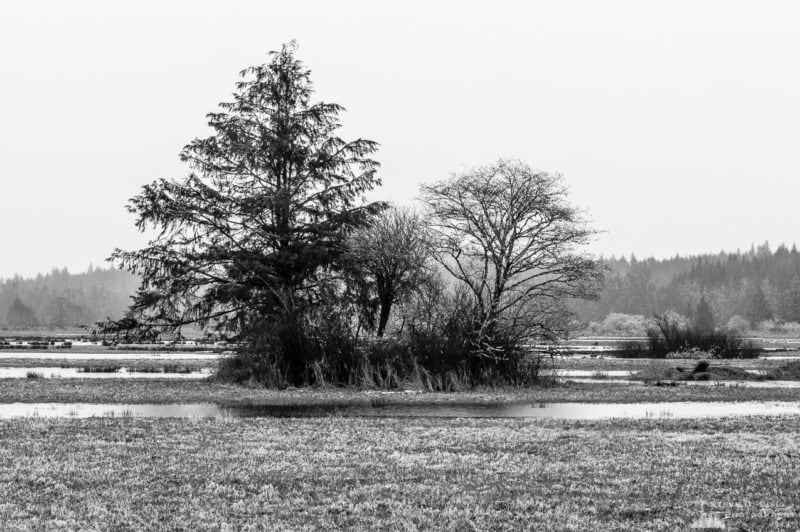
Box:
(552, 356), (791, 372)
(2, 379), (800, 406)
(0, 416), (798, 530)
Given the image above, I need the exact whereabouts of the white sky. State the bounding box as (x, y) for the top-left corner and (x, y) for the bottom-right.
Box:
(1, 1), (799, 278)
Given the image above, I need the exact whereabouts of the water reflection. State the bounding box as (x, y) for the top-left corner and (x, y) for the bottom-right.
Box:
(3, 400), (800, 419)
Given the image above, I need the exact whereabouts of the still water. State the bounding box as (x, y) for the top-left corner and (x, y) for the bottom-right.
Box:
(3, 401), (800, 419)
(0, 367), (212, 379)
(0, 352), (223, 361)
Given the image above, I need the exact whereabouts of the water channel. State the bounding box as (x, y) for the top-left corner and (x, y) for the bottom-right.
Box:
(3, 401), (800, 419)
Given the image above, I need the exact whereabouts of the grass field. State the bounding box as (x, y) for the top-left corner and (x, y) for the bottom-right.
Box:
(2, 352), (800, 530)
(0, 416), (797, 530)
(3, 379), (800, 405)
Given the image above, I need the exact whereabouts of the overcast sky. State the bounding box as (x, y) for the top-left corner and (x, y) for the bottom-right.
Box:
(1, 1), (799, 278)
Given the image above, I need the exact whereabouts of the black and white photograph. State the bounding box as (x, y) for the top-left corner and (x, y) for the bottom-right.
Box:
(2, 1), (800, 529)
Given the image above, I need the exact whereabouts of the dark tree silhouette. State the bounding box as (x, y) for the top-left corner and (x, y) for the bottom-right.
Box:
(343, 206), (433, 337)
(111, 42), (383, 382)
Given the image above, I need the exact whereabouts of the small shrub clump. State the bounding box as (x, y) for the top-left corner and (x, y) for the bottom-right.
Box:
(217, 291), (553, 390)
(640, 313), (761, 359)
(666, 347), (719, 360)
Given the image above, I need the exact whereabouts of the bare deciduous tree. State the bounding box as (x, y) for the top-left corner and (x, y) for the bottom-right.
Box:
(421, 159), (603, 349)
(344, 206), (433, 337)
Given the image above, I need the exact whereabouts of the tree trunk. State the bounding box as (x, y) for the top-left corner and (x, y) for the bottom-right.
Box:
(376, 298), (392, 338)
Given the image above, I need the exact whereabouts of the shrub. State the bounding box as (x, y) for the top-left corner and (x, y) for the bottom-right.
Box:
(587, 313), (650, 337)
(217, 283), (552, 389)
(753, 320), (800, 336)
(666, 348), (718, 360)
(217, 304), (361, 388)
(636, 312), (761, 359)
(755, 319), (782, 333)
(77, 365), (121, 373)
(725, 315), (750, 336)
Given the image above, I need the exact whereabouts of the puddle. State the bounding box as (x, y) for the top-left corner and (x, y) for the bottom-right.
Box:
(2, 401), (800, 419)
(0, 367), (212, 379)
(0, 352), (223, 361)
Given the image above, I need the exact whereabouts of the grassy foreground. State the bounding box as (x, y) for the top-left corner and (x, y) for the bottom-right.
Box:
(3, 379), (800, 405)
(0, 416), (798, 530)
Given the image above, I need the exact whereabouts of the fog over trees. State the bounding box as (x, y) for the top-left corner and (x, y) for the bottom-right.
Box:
(0, 266), (138, 329)
(7, 243), (800, 339)
(574, 242), (800, 332)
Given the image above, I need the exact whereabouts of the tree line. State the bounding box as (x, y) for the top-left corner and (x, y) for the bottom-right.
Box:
(0, 266), (138, 330)
(573, 242), (800, 333)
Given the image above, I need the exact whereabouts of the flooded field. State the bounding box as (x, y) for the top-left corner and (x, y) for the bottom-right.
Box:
(4, 400), (800, 419)
(559, 368), (768, 378)
(0, 351), (223, 361)
(0, 367), (212, 379)
(567, 378), (800, 388)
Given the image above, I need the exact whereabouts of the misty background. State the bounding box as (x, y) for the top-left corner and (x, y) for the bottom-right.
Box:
(2, 1), (799, 329)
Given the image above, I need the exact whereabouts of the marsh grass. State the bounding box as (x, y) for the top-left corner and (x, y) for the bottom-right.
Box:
(3, 378), (800, 405)
(25, 370), (43, 379)
(766, 360), (800, 381)
(617, 323), (761, 359)
(77, 365), (121, 373)
(0, 416), (798, 530)
(631, 359), (762, 384)
(369, 395), (390, 408)
(132, 364), (200, 374)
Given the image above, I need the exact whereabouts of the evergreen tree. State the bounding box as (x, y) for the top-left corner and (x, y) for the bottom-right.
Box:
(782, 274), (800, 323)
(744, 281), (772, 325)
(694, 295), (715, 333)
(111, 42), (383, 383)
(6, 298), (38, 328)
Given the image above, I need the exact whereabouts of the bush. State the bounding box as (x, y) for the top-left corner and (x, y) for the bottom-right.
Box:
(755, 319), (782, 333)
(725, 315), (750, 336)
(587, 313), (650, 337)
(217, 285), (552, 389)
(666, 348), (717, 360)
(629, 312), (762, 359)
(753, 320), (800, 336)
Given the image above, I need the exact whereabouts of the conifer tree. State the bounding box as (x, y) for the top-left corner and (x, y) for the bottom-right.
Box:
(111, 42), (384, 382)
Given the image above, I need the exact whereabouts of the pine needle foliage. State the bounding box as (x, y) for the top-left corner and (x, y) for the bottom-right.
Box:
(109, 42), (384, 382)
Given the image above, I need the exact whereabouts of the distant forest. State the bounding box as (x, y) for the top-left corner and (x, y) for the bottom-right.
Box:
(3, 242), (800, 333)
(573, 242), (800, 330)
(0, 266), (138, 330)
